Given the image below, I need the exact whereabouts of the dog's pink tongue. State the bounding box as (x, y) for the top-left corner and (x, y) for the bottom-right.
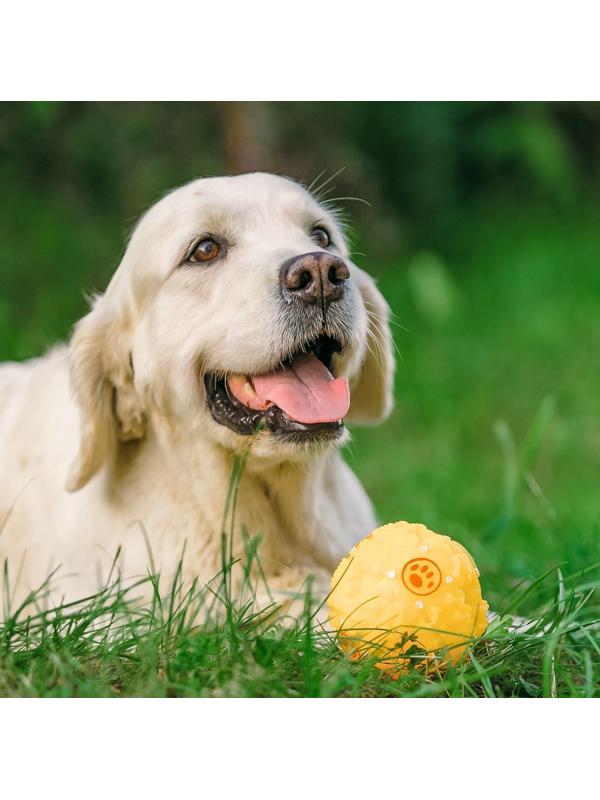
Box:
(252, 355), (350, 424)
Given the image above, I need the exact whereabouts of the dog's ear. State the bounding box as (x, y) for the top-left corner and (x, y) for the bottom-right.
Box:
(345, 270), (395, 425)
(65, 296), (146, 492)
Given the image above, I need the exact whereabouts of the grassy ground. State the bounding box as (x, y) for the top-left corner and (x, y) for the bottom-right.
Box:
(1, 204), (599, 696)
(1, 551), (597, 697)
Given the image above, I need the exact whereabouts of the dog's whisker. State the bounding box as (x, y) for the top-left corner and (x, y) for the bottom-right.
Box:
(306, 169), (328, 194)
(323, 196), (372, 208)
(366, 308), (407, 331)
(311, 166), (346, 200)
(365, 330), (386, 369)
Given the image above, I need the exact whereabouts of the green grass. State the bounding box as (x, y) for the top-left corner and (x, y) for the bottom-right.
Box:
(0, 480), (598, 697)
(1, 204), (599, 696)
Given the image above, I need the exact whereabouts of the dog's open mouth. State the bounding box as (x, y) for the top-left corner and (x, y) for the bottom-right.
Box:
(204, 334), (350, 439)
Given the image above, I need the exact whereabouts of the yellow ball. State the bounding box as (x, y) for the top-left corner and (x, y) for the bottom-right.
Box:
(328, 522), (489, 674)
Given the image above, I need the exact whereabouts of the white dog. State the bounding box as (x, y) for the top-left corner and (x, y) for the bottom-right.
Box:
(0, 173), (394, 615)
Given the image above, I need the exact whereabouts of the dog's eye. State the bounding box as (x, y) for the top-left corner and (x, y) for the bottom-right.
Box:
(189, 237), (221, 263)
(311, 226), (331, 249)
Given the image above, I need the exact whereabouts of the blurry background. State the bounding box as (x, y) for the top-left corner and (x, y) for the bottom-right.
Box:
(0, 101), (598, 600)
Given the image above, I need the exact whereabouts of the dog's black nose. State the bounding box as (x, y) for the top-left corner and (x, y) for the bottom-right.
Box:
(280, 251), (350, 307)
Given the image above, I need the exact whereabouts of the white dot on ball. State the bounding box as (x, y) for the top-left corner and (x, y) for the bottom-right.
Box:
(445, 576), (454, 583)
(415, 600), (424, 609)
(419, 545), (429, 552)
(387, 570), (396, 579)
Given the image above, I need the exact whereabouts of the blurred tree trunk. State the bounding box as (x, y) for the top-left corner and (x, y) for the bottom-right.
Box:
(221, 102), (272, 174)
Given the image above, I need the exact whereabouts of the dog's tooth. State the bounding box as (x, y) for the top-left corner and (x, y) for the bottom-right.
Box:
(243, 381), (256, 398)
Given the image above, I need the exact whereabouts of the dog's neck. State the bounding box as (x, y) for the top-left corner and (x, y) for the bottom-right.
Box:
(105, 421), (347, 575)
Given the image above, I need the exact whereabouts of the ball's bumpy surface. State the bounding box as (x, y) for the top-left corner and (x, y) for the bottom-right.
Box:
(328, 522), (489, 674)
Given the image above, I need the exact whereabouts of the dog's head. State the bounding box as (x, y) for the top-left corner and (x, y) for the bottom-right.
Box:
(66, 173), (395, 491)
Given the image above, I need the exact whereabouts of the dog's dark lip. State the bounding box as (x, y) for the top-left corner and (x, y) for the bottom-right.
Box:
(204, 333), (345, 439)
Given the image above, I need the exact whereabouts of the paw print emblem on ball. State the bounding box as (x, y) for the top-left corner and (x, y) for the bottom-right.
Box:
(401, 558), (442, 596)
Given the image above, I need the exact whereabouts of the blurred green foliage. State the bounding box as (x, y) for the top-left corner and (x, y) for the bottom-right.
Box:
(0, 101), (599, 600)
(2, 101), (600, 360)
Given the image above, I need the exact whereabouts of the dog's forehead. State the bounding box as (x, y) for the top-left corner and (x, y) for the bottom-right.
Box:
(191, 172), (313, 205)
(157, 173), (322, 230)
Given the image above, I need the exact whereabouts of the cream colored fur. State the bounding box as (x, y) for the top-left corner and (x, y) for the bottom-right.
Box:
(0, 173), (394, 616)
